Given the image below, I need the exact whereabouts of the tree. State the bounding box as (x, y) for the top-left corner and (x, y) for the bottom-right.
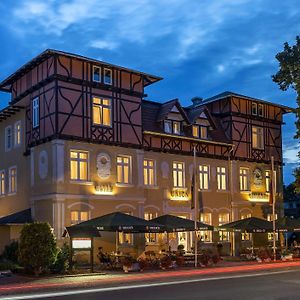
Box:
(272, 37), (299, 187)
(19, 222), (57, 275)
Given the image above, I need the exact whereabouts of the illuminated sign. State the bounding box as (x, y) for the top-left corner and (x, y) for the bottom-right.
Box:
(248, 192), (269, 203)
(72, 238), (92, 249)
(95, 183), (114, 195)
(169, 189), (189, 201)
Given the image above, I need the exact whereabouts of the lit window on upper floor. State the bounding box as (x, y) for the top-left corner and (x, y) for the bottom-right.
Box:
(193, 125), (208, 139)
(252, 126), (264, 149)
(164, 120), (181, 135)
(5, 126), (12, 152)
(252, 103), (257, 115)
(117, 156), (132, 184)
(71, 211), (89, 225)
(8, 166), (17, 194)
(93, 66), (101, 82)
(143, 159), (156, 186)
(217, 166), (227, 190)
(199, 165), (209, 190)
(239, 167), (250, 191)
(70, 150), (89, 181)
(14, 121), (21, 147)
(173, 161), (185, 188)
(0, 170), (5, 196)
(104, 68), (112, 85)
(93, 97), (112, 127)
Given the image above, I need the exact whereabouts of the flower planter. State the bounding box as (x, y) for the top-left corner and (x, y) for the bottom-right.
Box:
(123, 262), (140, 273)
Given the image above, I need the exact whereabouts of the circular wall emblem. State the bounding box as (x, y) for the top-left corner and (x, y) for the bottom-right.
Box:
(97, 152), (111, 179)
(253, 168), (263, 187)
(38, 150), (48, 180)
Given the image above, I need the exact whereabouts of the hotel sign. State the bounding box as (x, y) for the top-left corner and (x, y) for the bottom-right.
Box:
(95, 183), (113, 195)
(248, 192), (269, 203)
(170, 189), (189, 201)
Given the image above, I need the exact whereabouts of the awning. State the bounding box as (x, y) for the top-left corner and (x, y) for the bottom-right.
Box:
(63, 226), (101, 238)
(0, 208), (33, 225)
(219, 217), (273, 233)
(152, 214), (214, 232)
(276, 217), (300, 232)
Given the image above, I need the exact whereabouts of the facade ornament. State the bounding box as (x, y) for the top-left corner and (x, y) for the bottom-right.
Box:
(253, 168), (263, 187)
(96, 152), (111, 179)
(38, 150), (48, 179)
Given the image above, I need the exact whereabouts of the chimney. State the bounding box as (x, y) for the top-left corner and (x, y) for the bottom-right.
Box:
(191, 97), (203, 106)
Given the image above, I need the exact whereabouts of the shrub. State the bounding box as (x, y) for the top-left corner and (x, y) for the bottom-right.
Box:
(51, 243), (70, 274)
(1, 241), (19, 263)
(19, 222), (57, 275)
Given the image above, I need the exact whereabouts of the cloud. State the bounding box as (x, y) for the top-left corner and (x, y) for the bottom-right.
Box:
(283, 143), (300, 164)
(90, 40), (119, 51)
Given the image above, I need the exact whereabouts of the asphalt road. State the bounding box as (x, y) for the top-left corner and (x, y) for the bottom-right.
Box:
(5, 268), (300, 300)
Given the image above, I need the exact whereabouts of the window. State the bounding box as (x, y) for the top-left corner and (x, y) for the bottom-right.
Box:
(14, 121), (21, 147)
(173, 162), (185, 188)
(93, 97), (112, 127)
(217, 166), (227, 190)
(258, 104), (263, 117)
(0, 170), (5, 196)
(117, 156), (131, 184)
(32, 97), (39, 128)
(219, 213), (230, 241)
(199, 213), (212, 242)
(200, 126), (208, 139)
(164, 120), (181, 135)
(239, 167), (250, 191)
(144, 212), (158, 243)
(143, 159), (155, 186)
(199, 165), (209, 190)
(93, 66), (101, 82)
(70, 150), (89, 181)
(71, 211), (89, 225)
(8, 167), (17, 194)
(5, 126), (12, 151)
(192, 125), (199, 138)
(252, 126), (264, 149)
(267, 214), (278, 241)
(104, 68), (112, 85)
(252, 103), (257, 115)
(241, 213), (251, 241)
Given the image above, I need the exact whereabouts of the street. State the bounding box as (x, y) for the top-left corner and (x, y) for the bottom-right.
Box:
(2, 268), (300, 300)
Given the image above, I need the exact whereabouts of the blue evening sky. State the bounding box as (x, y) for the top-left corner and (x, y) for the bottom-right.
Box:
(0, 0), (299, 184)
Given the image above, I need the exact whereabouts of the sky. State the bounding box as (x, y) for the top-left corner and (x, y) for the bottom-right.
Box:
(0, 0), (299, 184)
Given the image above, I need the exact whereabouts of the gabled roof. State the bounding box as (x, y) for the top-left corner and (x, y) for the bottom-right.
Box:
(202, 91), (293, 113)
(0, 208), (33, 225)
(156, 99), (190, 123)
(0, 49), (163, 91)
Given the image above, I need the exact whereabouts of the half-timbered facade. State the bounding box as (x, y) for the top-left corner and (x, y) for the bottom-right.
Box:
(0, 49), (292, 254)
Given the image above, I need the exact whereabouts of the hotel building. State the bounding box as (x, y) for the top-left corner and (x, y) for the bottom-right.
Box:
(0, 49), (291, 254)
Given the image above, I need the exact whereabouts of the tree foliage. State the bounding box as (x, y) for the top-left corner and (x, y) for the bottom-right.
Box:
(18, 222), (57, 275)
(272, 36), (300, 186)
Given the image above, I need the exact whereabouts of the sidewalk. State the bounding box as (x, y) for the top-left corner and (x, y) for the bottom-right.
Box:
(1, 259), (300, 296)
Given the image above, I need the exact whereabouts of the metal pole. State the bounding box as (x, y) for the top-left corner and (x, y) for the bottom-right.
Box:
(271, 156), (276, 261)
(228, 147), (234, 256)
(193, 146), (198, 268)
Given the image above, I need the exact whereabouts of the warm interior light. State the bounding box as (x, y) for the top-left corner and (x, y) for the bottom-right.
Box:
(72, 239), (92, 249)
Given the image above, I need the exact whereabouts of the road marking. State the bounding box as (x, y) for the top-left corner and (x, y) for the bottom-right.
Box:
(1, 269), (299, 300)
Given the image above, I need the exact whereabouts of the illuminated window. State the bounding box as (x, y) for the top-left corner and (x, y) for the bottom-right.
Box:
(5, 126), (12, 152)
(217, 166), (227, 190)
(71, 211), (89, 225)
(267, 214), (278, 241)
(219, 213), (230, 241)
(239, 167), (250, 191)
(93, 66), (101, 82)
(252, 126), (264, 149)
(8, 167), (17, 194)
(199, 165), (209, 190)
(252, 103), (257, 115)
(32, 97), (39, 128)
(173, 121), (180, 135)
(93, 97), (112, 127)
(241, 213), (251, 241)
(70, 150), (89, 181)
(0, 170), (5, 196)
(258, 104), (263, 117)
(199, 213), (212, 242)
(117, 156), (131, 184)
(164, 120), (181, 135)
(200, 126), (208, 139)
(143, 159), (155, 186)
(144, 212), (158, 243)
(14, 121), (21, 147)
(192, 125), (199, 138)
(104, 68), (112, 85)
(173, 162), (185, 188)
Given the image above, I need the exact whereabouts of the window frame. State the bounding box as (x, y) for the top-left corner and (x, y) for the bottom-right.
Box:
(92, 97), (112, 127)
(104, 68), (112, 85)
(70, 150), (89, 182)
(32, 97), (40, 128)
(200, 213), (212, 242)
(8, 166), (17, 195)
(92, 66), (101, 82)
(252, 126), (264, 149)
(218, 213), (230, 241)
(5, 125), (12, 152)
(172, 161), (185, 188)
(0, 170), (5, 196)
(117, 155), (132, 184)
(258, 104), (263, 117)
(164, 120), (181, 135)
(199, 165), (209, 190)
(14, 121), (21, 148)
(143, 159), (156, 186)
(239, 167), (250, 191)
(217, 166), (227, 191)
(70, 210), (90, 225)
(251, 102), (257, 115)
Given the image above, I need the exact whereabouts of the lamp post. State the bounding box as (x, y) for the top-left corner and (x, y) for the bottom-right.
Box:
(193, 146), (198, 268)
(271, 156), (276, 261)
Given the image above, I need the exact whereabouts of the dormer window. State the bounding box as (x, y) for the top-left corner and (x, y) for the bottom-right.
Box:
(200, 126), (208, 139)
(192, 125), (199, 138)
(93, 66), (101, 82)
(164, 120), (181, 135)
(104, 68), (112, 85)
(252, 103), (257, 115)
(258, 104), (263, 117)
(193, 125), (208, 139)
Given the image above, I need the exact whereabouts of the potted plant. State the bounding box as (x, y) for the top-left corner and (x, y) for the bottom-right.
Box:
(138, 258), (149, 271)
(160, 255), (172, 270)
